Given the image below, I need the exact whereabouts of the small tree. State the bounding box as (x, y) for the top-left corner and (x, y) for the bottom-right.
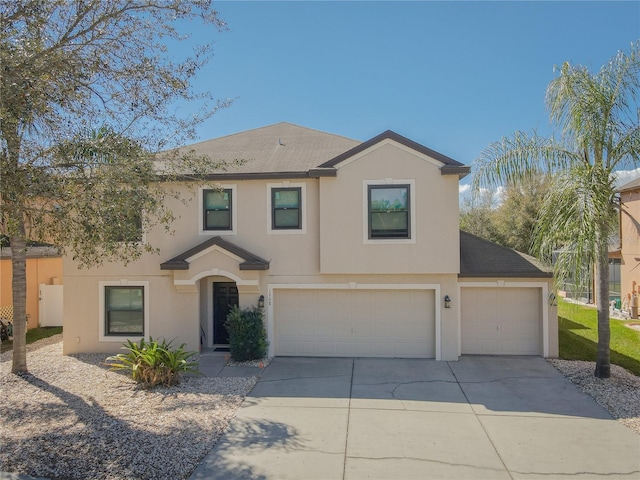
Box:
(1, 1), (230, 374)
(493, 175), (552, 255)
(473, 42), (640, 378)
(225, 306), (268, 362)
(460, 188), (503, 244)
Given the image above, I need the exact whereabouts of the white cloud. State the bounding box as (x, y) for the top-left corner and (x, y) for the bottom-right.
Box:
(614, 167), (640, 188)
(459, 185), (504, 209)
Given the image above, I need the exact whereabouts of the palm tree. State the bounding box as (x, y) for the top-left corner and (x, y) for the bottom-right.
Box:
(473, 42), (640, 378)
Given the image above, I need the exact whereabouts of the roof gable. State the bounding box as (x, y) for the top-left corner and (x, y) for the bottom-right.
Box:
(160, 236), (269, 271)
(319, 130), (470, 178)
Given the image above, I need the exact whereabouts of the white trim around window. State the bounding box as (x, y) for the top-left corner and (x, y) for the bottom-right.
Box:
(363, 179), (416, 244)
(199, 185), (238, 236)
(267, 182), (307, 234)
(98, 280), (150, 343)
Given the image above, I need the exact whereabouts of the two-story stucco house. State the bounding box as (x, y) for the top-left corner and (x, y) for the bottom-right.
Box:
(616, 177), (640, 317)
(62, 123), (558, 360)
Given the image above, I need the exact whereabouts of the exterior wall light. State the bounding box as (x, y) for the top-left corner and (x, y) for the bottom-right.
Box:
(444, 295), (451, 308)
(258, 295), (265, 309)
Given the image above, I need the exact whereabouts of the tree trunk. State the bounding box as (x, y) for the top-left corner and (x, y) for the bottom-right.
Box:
(10, 229), (28, 374)
(594, 235), (610, 379)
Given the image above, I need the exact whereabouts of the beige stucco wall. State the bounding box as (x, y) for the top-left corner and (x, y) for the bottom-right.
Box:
(620, 188), (640, 309)
(1, 256), (63, 330)
(61, 138), (554, 360)
(64, 179), (322, 279)
(319, 141), (460, 274)
(62, 273), (199, 355)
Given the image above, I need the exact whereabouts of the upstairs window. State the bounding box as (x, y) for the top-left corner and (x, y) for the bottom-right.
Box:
(203, 189), (232, 231)
(368, 184), (410, 239)
(272, 187), (302, 229)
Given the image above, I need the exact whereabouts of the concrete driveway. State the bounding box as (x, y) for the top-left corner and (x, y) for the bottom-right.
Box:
(190, 356), (640, 480)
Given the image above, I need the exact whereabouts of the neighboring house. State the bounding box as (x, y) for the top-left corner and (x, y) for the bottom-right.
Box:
(616, 177), (640, 317)
(62, 123), (557, 360)
(0, 246), (63, 330)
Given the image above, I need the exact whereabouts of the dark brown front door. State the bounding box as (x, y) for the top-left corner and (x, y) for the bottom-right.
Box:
(213, 282), (239, 344)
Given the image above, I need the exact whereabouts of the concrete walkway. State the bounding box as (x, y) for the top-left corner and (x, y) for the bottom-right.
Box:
(190, 356), (640, 480)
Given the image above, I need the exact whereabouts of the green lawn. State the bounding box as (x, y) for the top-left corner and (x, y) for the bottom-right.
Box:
(558, 299), (640, 375)
(0, 326), (63, 353)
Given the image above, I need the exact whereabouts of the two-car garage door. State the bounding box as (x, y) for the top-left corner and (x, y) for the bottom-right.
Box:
(461, 287), (542, 355)
(274, 289), (435, 358)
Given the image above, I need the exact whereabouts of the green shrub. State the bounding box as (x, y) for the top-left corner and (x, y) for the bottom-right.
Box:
(105, 338), (199, 387)
(225, 305), (268, 362)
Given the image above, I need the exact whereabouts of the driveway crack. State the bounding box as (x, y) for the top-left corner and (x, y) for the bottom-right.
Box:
(347, 454), (508, 473)
(342, 359), (355, 480)
(446, 361), (515, 480)
(259, 373), (352, 383)
(508, 470), (640, 477)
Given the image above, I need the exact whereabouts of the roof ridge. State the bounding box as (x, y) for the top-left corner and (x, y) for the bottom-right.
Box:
(184, 122), (359, 150)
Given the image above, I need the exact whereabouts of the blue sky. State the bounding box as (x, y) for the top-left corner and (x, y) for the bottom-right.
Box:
(172, 1), (640, 190)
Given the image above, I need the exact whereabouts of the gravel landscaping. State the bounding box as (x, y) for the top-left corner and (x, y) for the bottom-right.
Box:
(0, 335), (257, 480)
(547, 358), (640, 434)
(1, 336), (638, 479)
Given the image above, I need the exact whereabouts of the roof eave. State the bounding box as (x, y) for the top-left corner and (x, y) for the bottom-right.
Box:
(157, 169), (337, 182)
(160, 236), (270, 271)
(160, 260), (189, 271)
(458, 272), (553, 279)
(239, 261), (271, 271)
(440, 165), (471, 179)
(319, 130), (468, 169)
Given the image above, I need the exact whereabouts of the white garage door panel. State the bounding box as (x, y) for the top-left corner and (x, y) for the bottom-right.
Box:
(275, 289), (435, 358)
(461, 287), (541, 355)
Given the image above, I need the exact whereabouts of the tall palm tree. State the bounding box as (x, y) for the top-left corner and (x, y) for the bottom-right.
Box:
(473, 43), (640, 378)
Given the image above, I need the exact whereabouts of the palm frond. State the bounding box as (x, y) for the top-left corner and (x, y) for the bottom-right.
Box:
(546, 41), (640, 170)
(472, 131), (580, 191)
(533, 165), (618, 292)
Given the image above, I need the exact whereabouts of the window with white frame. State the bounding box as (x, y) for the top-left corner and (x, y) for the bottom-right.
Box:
(203, 188), (233, 231)
(272, 187), (302, 229)
(368, 184), (410, 239)
(99, 281), (149, 342)
(363, 179), (416, 244)
(104, 286), (144, 335)
(267, 182), (307, 234)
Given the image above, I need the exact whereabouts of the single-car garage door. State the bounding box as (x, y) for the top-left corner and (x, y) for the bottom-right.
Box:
(461, 287), (541, 355)
(274, 289), (435, 358)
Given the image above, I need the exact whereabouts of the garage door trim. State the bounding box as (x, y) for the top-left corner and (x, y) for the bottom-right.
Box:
(457, 281), (549, 357)
(267, 283), (441, 360)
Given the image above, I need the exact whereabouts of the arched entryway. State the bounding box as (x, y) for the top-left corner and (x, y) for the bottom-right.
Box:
(160, 236), (269, 350)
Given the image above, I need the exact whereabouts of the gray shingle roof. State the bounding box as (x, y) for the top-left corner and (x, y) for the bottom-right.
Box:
(170, 122), (360, 176)
(0, 246), (61, 259)
(459, 231), (553, 278)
